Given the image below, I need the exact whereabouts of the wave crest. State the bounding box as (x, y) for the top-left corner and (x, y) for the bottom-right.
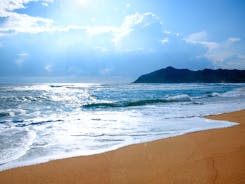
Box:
(82, 94), (192, 109)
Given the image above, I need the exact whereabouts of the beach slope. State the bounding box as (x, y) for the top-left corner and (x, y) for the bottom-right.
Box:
(0, 110), (244, 184)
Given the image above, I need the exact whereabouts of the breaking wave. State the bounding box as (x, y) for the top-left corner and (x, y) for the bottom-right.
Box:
(82, 94), (192, 109)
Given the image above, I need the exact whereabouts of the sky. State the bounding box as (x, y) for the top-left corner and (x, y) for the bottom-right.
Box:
(0, 0), (245, 83)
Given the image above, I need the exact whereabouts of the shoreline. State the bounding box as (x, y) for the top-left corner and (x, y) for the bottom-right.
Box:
(0, 110), (245, 183)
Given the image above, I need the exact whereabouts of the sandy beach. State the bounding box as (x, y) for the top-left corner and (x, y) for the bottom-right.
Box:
(0, 110), (244, 184)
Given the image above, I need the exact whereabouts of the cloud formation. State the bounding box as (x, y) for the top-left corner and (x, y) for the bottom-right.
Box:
(45, 64), (52, 72)
(0, 0), (53, 16)
(82, 12), (163, 47)
(185, 31), (245, 69)
(41, 0), (53, 7)
(16, 52), (29, 66)
(113, 12), (161, 45)
(160, 37), (169, 44)
(0, 1), (164, 53)
(0, 0), (55, 36)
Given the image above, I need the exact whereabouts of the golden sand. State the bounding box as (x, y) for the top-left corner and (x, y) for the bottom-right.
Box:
(0, 110), (244, 184)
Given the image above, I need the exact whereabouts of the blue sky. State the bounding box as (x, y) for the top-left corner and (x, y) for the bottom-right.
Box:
(0, 0), (245, 82)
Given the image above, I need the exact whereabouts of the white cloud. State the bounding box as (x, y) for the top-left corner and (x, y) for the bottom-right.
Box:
(0, 2), (165, 53)
(45, 64), (52, 72)
(1, 12), (54, 33)
(113, 12), (162, 45)
(0, 0), (55, 36)
(41, 0), (54, 7)
(83, 12), (156, 44)
(0, 0), (26, 17)
(185, 31), (245, 69)
(0, 0), (54, 17)
(160, 37), (169, 44)
(112, 12), (146, 44)
(184, 31), (207, 44)
(163, 30), (180, 37)
(16, 52), (29, 66)
(0, 1), (164, 51)
(226, 37), (241, 44)
(41, 2), (49, 7)
(82, 12), (163, 49)
(163, 30), (171, 34)
(184, 31), (220, 50)
(203, 38), (242, 68)
(175, 32), (180, 37)
(83, 26), (117, 37)
(18, 52), (29, 57)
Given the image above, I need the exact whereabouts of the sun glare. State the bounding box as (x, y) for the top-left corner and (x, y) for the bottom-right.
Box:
(75, 0), (90, 8)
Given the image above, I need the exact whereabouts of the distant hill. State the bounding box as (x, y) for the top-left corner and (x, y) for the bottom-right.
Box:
(134, 66), (245, 83)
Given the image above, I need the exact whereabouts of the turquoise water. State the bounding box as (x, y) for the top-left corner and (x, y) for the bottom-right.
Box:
(0, 83), (245, 171)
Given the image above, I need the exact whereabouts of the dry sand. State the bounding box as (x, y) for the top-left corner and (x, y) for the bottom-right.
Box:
(0, 110), (244, 184)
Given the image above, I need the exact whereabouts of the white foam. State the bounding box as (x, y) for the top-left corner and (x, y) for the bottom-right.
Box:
(0, 129), (36, 165)
(221, 87), (245, 97)
(0, 83), (245, 171)
(166, 94), (192, 102)
(0, 117), (238, 172)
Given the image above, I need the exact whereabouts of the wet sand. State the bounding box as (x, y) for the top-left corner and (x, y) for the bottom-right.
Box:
(0, 110), (244, 184)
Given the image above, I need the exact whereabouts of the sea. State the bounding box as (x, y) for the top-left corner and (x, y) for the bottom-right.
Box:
(0, 83), (245, 171)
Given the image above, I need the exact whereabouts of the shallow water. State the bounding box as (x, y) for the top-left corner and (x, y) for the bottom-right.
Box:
(0, 83), (245, 171)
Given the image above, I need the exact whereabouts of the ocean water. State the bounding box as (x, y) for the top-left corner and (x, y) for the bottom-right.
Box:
(0, 83), (245, 171)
